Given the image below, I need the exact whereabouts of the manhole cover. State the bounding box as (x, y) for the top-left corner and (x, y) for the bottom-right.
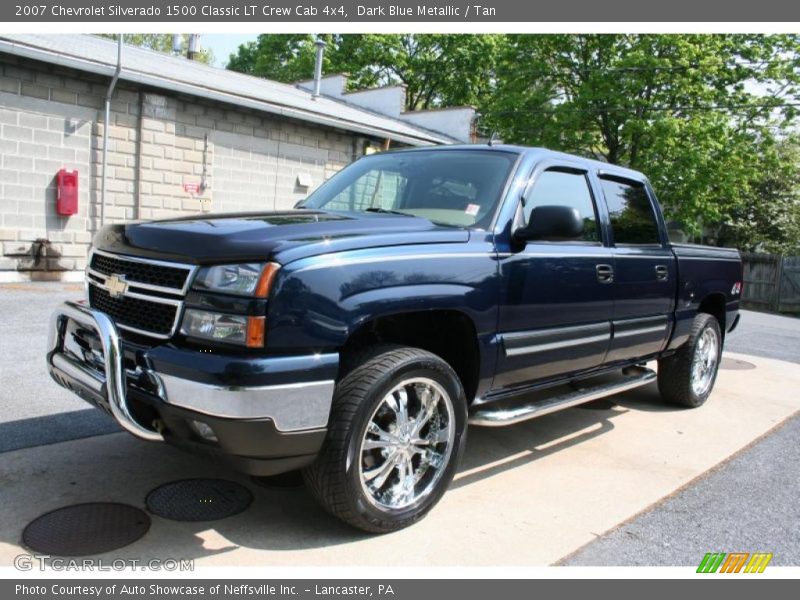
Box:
(22, 503), (150, 556)
(720, 357), (757, 370)
(146, 479), (253, 521)
(251, 470), (305, 489)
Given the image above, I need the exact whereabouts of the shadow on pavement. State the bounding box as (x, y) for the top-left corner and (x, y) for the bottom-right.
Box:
(0, 409), (120, 453)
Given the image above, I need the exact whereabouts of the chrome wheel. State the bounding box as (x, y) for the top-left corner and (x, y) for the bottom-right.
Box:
(358, 377), (455, 511)
(691, 327), (719, 396)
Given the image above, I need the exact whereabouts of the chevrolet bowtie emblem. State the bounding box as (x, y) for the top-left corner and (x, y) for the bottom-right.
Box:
(105, 274), (129, 298)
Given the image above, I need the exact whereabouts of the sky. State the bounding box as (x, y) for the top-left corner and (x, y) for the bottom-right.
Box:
(201, 34), (259, 67)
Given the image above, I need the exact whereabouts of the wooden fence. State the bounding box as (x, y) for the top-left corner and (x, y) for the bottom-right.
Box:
(741, 253), (800, 315)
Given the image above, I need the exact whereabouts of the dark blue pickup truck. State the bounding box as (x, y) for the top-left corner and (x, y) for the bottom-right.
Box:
(47, 145), (742, 532)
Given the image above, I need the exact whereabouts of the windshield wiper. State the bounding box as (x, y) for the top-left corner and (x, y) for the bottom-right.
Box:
(364, 207), (414, 217)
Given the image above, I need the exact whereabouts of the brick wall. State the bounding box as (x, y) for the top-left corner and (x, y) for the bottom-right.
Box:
(0, 54), (367, 280)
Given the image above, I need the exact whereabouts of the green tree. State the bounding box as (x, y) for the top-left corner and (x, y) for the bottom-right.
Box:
(98, 34), (214, 64)
(718, 136), (800, 253)
(484, 34), (800, 239)
(227, 34), (501, 111)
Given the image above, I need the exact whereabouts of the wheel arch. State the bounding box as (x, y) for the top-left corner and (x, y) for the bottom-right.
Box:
(697, 292), (727, 335)
(339, 309), (482, 404)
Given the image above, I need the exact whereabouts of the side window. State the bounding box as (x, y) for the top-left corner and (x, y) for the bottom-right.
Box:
(524, 169), (599, 242)
(599, 177), (662, 245)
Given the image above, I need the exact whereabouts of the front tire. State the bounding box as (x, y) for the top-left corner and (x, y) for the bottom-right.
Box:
(303, 345), (467, 533)
(657, 313), (722, 408)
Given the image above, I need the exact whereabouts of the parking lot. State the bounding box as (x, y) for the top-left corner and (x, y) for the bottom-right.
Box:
(1, 282), (798, 566)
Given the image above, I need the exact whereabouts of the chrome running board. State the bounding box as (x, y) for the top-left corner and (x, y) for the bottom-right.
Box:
(468, 366), (656, 427)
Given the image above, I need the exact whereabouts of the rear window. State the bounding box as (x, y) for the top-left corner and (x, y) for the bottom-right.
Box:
(599, 177), (662, 245)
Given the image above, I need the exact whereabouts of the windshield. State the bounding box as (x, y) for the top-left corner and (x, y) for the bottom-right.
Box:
(299, 150), (518, 228)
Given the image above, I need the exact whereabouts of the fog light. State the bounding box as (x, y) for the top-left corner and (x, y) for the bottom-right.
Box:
(190, 420), (218, 442)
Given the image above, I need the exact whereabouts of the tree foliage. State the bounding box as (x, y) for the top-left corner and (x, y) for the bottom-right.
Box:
(718, 136), (800, 253)
(227, 34), (800, 250)
(99, 34), (214, 64)
(227, 34), (501, 110)
(485, 34), (800, 244)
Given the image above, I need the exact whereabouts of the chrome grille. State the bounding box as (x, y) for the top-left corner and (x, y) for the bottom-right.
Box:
(86, 249), (196, 340)
(89, 248), (193, 294)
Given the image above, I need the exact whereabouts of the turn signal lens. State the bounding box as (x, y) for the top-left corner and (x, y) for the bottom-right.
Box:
(246, 316), (266, 348)
(255, 263), (280, 299)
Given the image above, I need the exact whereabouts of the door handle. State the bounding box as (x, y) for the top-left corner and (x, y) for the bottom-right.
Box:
(655, 265), (669, 281)
(596, 264), (614, 284)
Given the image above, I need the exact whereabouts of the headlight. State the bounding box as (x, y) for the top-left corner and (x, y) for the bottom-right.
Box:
(193, 262), (279, 297)
(181, 309), (265, 348)
(184, 263), (277, 347)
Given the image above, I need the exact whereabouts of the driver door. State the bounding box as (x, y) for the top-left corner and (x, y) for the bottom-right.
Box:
(493, 165), (615, 391)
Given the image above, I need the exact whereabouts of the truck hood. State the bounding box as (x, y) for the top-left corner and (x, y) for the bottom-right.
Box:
(92, 210), (470, 265)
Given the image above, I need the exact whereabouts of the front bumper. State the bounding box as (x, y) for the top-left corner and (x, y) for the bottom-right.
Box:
(46, 301), (338, 475)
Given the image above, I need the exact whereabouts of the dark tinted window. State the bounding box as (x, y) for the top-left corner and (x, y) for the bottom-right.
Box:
(600, 177), (661, 245)
(525, 170), (599, 242)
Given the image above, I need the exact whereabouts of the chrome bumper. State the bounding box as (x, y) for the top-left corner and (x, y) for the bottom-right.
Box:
(48, 300), (163, 441)
(47, 301), (336, 441)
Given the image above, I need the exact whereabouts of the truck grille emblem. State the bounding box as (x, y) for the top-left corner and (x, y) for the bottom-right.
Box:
(105, 274), (129, 298)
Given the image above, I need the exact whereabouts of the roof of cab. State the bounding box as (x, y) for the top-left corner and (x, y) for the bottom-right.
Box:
(380, 143), (649, 182)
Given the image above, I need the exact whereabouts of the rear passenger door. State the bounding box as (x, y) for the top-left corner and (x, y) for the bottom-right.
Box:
(596, 175), (675, 362)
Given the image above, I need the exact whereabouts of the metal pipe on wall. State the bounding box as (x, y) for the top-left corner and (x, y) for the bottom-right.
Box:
(312, 39), (326, 99)
(100, 35), (123, 228)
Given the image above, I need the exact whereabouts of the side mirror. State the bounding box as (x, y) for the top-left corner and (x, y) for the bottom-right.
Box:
(514, 205), (584, 242)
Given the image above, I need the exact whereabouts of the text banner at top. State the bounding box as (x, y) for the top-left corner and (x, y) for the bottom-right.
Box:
(3, 0), (800, 22)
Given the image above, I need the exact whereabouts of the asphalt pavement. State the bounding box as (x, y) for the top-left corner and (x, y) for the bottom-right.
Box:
(0, 283), (120, 452)
(562, 413), (800, 566)
(563, 307), (800, 566)
(726, 308), (800, 364)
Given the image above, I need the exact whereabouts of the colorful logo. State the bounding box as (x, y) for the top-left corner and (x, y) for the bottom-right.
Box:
(697, 552), (773, 573)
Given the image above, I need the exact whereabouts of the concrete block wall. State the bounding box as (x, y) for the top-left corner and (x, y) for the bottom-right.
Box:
(0, 54), (367, 280)
(0, 81), (94, 276)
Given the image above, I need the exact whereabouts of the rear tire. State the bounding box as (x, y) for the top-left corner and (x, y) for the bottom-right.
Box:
(303, 344), (467, 533)
(657, 313), (722, 408)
